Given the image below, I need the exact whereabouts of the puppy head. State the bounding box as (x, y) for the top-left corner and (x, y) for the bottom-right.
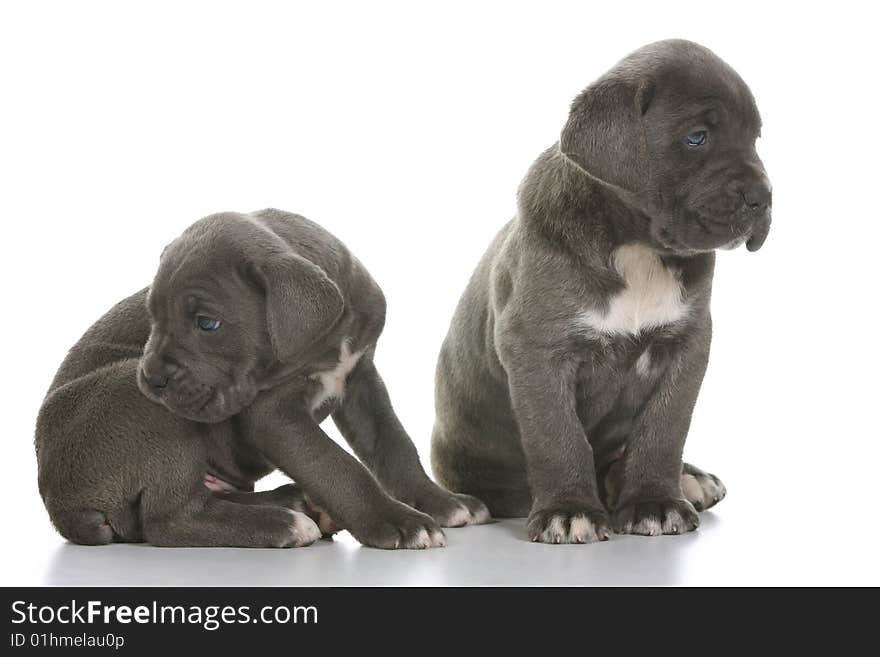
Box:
(137, 212), (344, 423)
(560, 39), (772, 253)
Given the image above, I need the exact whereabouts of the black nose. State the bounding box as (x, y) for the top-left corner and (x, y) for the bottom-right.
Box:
(141, 353), (175, 391)
(143, 369), (168, 390)
(742, 184), (772, 211)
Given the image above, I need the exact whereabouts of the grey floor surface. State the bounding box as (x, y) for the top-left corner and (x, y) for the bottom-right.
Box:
(15, 505), (877, 586)
(40, 514), (738, 587)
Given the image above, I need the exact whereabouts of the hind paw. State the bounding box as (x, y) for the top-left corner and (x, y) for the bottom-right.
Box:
(681, 463), (726, 511)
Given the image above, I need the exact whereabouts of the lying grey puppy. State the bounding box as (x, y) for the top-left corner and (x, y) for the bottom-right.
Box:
(431, 40), (771, 543)
(36, 209), (488, 548)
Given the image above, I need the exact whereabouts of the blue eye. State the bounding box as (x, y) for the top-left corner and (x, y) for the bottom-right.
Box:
(685, 130), (708, 147)
(196, 316), (221, 331)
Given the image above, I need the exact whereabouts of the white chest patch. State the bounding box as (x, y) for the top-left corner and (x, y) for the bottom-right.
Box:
(579, 244), (689, 336)
(635, 350), (653, 377)
(309, 340), (363, 414)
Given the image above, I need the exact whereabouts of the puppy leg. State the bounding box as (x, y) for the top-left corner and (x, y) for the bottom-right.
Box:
(611, 333), (709, 536)
(215, 484), (339, 535)
(431, 425), (534, 518)
(202, 474), (312, 513)
(500, 351), (611, 544)
(332, 359), (490, 527)
(243, 402), (445, 549)
(142, 488), (320, 548)
(603, 459), (726, 513)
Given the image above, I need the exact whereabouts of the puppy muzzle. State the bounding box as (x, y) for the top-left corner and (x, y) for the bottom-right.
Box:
(717, 208), (771, 251)
(137, 359), (218, 422)
(745, 212), (771, 252)
(138, 363), (259, 424)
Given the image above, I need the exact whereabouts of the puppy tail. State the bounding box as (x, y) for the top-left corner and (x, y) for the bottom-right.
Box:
(50, 509), (115, 546)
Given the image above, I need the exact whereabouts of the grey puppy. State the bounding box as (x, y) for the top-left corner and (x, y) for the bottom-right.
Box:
(36, 209), (488, 549)
(431, 40), (771, 543)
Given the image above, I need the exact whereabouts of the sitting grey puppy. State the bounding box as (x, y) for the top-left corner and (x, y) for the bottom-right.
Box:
(431, 40), (771, 543)
(36, 209), (488, 548)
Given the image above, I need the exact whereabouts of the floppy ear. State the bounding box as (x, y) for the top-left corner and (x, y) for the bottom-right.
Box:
(560, 75), (655, 192)
(255, 251), (345, 363)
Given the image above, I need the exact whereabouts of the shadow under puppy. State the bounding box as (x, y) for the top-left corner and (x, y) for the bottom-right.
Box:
(431, 40), (771, 543)
(36, 209), (489, 548)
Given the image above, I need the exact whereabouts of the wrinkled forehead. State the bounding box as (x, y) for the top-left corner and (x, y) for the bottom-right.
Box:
(148, 247), (249, 317)
(648, 54), (761, 132)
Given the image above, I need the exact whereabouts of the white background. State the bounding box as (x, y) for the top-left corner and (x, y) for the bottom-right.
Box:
(1, 1), (877, 585)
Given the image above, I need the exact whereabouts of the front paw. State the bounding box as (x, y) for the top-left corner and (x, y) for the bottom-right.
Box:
(612, 498), (699, 536)
(351, 501), (447, 550)
(527, 506), (611, 544)
(411, 486), (491, 527)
